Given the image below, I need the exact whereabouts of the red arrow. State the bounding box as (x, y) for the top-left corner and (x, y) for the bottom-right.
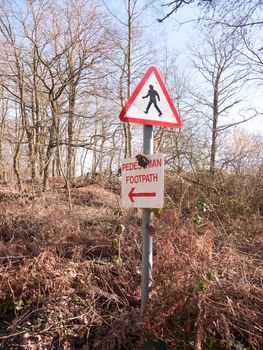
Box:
(128, 187), (156, 203)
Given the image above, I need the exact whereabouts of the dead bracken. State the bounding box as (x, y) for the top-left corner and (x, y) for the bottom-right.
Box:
(0, 177), (262, 349)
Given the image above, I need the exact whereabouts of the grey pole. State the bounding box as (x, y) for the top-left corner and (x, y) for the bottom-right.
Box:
(141, 124), (154, 313)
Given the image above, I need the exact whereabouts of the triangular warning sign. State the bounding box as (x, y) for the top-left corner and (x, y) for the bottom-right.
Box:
(119, 66), (182, 128)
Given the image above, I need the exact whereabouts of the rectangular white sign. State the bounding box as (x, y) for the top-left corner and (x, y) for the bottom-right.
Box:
(121, 154), (164, 208)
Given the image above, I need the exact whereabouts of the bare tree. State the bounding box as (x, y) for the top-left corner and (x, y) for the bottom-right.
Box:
(0, 0), (124, 191)
(190, 29), (252, 175)
(0, 86), (8, 183)
(103, 0), (155, 159)
(157, 0), (263, 28)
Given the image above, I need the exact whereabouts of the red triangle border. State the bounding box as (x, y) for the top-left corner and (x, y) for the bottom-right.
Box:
(119, 66), (182, 128)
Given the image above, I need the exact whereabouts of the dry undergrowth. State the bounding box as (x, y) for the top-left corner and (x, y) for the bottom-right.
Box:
(144, 218), (263, 350)
(0, 181), (262, 349)
(0, 184), (143, 350)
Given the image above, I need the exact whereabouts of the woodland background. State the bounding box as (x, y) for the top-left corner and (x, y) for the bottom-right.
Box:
(0, 0), (262, 189)
(0, 1), (262, 349)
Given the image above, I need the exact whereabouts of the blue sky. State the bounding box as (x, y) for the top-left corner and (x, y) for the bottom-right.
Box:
(103, 0), (200, 61)
(137, 2), (263, 135)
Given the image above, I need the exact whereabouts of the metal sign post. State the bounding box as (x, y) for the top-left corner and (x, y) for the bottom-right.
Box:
(141, 124), (154, 313)
(119, 66), (182, 313)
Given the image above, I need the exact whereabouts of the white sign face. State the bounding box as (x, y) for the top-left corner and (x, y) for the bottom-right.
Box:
(128, 73), (175, 123)
(121, 154), (164, 208)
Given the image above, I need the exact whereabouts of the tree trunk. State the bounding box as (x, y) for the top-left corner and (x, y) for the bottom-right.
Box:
(43, 101), (58, 191)
(13, 105), (24, 192)
(0, 90), (7, 183)
(67, 83), (76, 182)
(210, 83), (219, 176)
(126, 0), (132, 157)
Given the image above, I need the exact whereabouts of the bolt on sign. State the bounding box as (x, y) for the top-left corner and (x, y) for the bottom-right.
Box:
(121, 154), (164, 209)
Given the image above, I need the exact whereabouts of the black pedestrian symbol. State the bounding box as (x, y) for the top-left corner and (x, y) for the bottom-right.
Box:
(142, 85), (162, 116)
